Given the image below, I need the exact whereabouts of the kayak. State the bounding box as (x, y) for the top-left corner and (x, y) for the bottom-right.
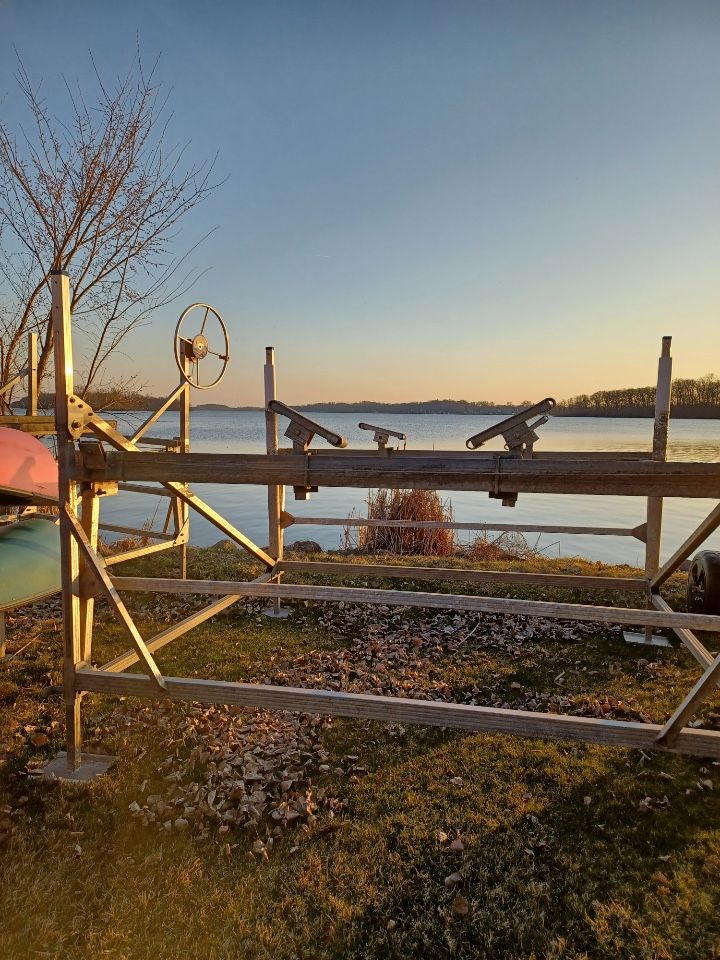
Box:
(0, 518), (62, 610)
(0, 426), (59, 505)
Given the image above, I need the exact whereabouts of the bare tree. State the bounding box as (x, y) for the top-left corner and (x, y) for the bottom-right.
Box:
(0, 50), (219, 411)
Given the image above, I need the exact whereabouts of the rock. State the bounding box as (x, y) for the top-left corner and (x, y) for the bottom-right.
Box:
(285, 540), (322, 554)
(452, 895), (469, 916)
(210, 539), (240, 552)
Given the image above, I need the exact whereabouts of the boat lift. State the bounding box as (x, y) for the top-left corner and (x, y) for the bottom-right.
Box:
(39, 271), (720, 781)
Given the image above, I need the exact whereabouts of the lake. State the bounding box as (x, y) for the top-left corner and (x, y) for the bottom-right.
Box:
(101, 409), (720, 566)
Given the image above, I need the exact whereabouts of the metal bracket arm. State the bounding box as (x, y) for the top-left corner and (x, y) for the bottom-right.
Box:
(466, 398), (555, 451)
(268, 400), (347, 499)
(358, 422), (407, 450)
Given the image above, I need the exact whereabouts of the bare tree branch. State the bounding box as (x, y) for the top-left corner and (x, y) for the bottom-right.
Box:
(0, 48), (223, 410)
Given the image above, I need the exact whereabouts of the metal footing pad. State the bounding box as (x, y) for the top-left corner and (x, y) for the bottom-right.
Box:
(623, 631), (672, 649)
(262, 606), (292, 619)
(37, 752), (116, 782)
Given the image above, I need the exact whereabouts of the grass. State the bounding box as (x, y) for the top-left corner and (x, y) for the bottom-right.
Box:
(2, 546), (720, 959)
(343, 488), (455, 555)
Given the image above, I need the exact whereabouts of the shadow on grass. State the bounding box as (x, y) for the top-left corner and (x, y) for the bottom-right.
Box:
(300, 731), (720, 960)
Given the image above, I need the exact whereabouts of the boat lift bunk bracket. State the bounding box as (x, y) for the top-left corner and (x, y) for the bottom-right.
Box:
(267, 399), (348, 499)
(358, 421), (407, 451)
(465, 398), (556, 506)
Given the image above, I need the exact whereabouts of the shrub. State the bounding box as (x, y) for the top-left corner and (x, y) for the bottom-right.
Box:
(465, 531), (533, 561)
(343, 488), (455, 556)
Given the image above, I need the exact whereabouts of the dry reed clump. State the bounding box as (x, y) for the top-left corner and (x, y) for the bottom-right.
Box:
(98, 517), (153, 556)
(343, 488), (455, 556)
(465, 531), (534, 561)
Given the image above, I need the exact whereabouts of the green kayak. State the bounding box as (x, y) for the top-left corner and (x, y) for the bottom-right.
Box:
(0, 518), (61, 611)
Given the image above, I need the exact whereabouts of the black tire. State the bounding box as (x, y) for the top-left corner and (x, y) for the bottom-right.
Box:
(687, 551), (720, 614)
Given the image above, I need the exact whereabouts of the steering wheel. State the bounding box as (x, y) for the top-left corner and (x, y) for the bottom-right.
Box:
(174, 303), (230, 390)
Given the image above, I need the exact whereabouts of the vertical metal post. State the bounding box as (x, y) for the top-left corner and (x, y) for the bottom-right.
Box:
(178, 362), (190, 579)
(51, 271), (83, 771)
(26, 332), (38, 416)
(264, 347), (284, 615)
(645, 336), (672, 639)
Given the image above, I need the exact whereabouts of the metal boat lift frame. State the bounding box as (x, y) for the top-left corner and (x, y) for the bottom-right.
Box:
(48, 271), (720, 777)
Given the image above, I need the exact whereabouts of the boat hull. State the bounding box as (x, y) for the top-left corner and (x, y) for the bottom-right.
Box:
(0, 426), (59, 505)
(0, 518), (61, 610)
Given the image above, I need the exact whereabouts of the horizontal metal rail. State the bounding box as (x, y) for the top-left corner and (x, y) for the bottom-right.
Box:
(283, 513), (647, 540)
(117, 483), (174, 498)
(74, 668), (720, 760)
(279, 559), (648, 592)
(99, 522), (176, 541)
(109, 575), (720, 632)
(75, 451), (720, 497)
(287, 448), (654, 460)
(135, 437), (181, 448)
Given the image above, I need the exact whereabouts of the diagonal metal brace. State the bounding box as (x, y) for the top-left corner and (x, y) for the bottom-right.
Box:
(656, 652), (720, 746)
(83, 418), (275, 569)
(64, 509), (166, 690)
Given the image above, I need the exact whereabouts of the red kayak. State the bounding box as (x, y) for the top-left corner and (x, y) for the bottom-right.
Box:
(0, 427), (59, 505)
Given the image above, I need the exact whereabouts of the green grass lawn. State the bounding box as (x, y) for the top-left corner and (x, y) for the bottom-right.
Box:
(2, 547), (720, 960)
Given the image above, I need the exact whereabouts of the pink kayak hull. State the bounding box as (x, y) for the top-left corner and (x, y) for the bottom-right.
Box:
(0, 426), (59, 505)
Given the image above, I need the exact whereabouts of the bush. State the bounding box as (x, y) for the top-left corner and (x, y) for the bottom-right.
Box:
(464, 531), (533, 561)
(343, 488), (455, 556)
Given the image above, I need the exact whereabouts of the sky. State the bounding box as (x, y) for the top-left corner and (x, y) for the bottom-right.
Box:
(1, 0), (719, 405)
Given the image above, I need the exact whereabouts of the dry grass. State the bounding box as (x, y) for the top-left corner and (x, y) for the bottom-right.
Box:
(464, 531), (537, 562)
(343, 488), (455, 556)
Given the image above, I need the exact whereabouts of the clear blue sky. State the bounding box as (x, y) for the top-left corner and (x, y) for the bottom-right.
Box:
(2, 1), (719, 405)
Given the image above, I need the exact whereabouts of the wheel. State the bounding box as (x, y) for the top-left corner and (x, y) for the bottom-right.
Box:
(174, 303), (230, 389)
(687, 551), (720, 614)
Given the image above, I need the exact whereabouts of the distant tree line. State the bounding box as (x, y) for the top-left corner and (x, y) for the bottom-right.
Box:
(555, 375), (720, 418)
(298, 399), (531, 415)
(20, 375), (720, 418)
(22, 396), (528, 414)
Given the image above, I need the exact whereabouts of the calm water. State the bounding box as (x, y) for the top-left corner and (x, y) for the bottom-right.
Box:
(102, 410), (720, 566)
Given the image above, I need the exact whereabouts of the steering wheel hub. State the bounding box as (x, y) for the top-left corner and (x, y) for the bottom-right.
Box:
(191, 334), (209, 359)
